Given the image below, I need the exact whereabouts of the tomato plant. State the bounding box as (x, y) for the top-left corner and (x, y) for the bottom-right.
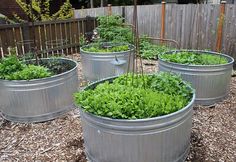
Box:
(96, 15), (133, 43)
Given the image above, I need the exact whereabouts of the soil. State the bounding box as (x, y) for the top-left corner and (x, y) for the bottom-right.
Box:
(0, 54), (235, 162)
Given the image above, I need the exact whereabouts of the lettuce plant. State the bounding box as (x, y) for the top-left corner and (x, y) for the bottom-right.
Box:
(0, 56), (52, 80)
(74, 72), (194, 119)
(160, 51), (228, 65)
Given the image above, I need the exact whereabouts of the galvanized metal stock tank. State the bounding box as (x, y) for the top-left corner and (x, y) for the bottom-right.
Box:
(79, 77), (195, 162)
(0, 58), (78, 123)
(158, 50), (234, 105)
(80, 44), (135, 81)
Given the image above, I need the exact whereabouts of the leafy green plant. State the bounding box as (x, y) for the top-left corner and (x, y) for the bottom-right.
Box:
(139, 37), (171, 60)
(40, 58), (72, 74)
(114, 73), (193, 101)
(6, 65), (52, 80)
(96, 15), (133, 43)
(159, 51), (228, 65)
(82, 43), (130, 53)
(74, 72), (193, 119)
(0, 55), (52, 80)
(0, 56), (25, 79)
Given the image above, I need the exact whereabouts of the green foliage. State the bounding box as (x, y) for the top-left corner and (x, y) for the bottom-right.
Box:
(0, 56), (52, 80)
(19, 52), (35, 62)
(139, 37), (171, 60)
(82, 43), (130, 53)
(52, 0), (74, 20)
(160, 51), (228, 65)
(5, 65), (52, 80)
(0, 14), (17, 24)
(96, 15), (133, 43)
(41, 58), (72, 74)
(0, 56), (25, 79)
(15, 0), (73, 22)
(74, 73), (193, 119)
(114, 72), (193, 101)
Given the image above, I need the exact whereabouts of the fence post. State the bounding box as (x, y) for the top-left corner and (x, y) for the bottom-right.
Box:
(160, 1), (166, 43)
(107, 4), (112, 16)
(90, 0), (94, 8)
(215, 1), (226, 52)
(122, 6), (126, 22)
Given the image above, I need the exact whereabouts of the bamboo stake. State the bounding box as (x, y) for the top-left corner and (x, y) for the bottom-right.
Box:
(215, 1), (226, 52)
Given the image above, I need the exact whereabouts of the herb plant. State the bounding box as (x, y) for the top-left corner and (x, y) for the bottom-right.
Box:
(74, 72), (193, 119)
(160, 51), (228, 65)
(82, 43), (130, 53)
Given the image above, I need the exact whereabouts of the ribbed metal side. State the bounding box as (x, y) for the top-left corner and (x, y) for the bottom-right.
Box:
(158, 50), (234, 105)
(80, 44), (135, 82)
(79, 77), (195, 162)
(0, 58), (79, 123)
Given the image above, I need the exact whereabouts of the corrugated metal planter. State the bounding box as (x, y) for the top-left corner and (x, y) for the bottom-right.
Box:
(80, 43), (135, 81)
(78, 76), (195, 162)
(158, 50), (234, 105)
(0, 58), (78, 123)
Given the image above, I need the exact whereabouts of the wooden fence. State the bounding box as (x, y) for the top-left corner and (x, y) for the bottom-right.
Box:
(0, 17), (97, 57)
(74, 4), (236, 60)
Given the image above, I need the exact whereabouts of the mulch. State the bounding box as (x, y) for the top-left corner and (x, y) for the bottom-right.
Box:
(0, 55), (235, 162)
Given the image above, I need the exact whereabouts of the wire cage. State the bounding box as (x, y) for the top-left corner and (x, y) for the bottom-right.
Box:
(45, 39), (68, 57)
(16, 40), (36, 57)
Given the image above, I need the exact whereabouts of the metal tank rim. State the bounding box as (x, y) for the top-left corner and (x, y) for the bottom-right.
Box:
(80, 42), (135, 55)
(158, 50), (234, 67)
(77, 74), (195, 123)
(0, 57), (78, 83)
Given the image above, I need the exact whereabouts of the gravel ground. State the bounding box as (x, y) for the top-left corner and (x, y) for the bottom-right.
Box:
(0, 55), (235, 162)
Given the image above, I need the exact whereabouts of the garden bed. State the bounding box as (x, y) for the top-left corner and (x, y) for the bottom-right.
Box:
(0, 55), (235, 162)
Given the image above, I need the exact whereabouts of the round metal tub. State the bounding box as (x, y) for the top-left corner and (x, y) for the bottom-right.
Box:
(80, 43), (135, 82)
(78, 76), (195, 162)
(158, 50), (234, 105)
(0, 58), (79, 123)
